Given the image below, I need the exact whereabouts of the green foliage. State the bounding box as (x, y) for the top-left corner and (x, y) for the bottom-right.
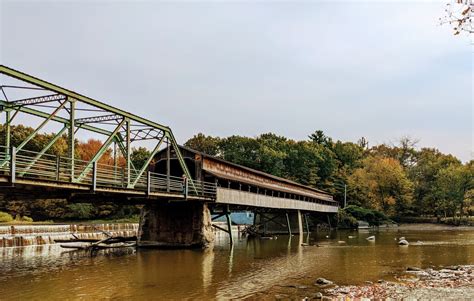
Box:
(20, 216), (33, 222)
(337, 209), (358, 228)
(131, 147), (151, 168)
(64, 203), (95, 220)
(0, 211), (13, 223)
(184, 133), (221, 156)
(343, 205), (389, 226)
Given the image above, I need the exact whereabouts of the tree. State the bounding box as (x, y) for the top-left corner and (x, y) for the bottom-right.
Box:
(219, 135), (261, 170)
(309, 130), (333, 148)
(184, 133), (221, 156)
(409, 148), (461, 215)
(131, 147), (151, 169)
(440, 0), (473, 35)
(434, 161), (474, 221)
(348, 156), (413, 215)
(76, 139), (113, 165)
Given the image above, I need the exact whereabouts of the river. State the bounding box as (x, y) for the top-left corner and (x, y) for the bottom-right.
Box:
(0, 224), (473, 300)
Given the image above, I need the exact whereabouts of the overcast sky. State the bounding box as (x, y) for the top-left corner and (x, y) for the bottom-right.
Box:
(0, 0), (472, 161)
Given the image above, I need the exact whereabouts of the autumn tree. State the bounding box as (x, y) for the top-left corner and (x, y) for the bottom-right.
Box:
(348, 156), (413, 216)
(440, 0), (473, 35)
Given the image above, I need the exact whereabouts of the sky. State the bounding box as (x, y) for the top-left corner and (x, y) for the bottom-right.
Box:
(0, 0), (472, 161)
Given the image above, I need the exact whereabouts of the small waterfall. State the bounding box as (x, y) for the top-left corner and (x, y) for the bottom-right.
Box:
(0, 224), (139, 248)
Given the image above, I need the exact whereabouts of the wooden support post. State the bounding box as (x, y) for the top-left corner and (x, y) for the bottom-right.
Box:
(297, 210), (303, 235)
(183, 177), (188, 199)
(92, 161), (97, 191)
(166, 137), (170, 192)
(68, 99), (75, 182)
(226, 211), (233, 245)
(327, 214), (332, 230)
(147, 171), (151, 195)
(10, 146), (16, 184)
(304, 213), (310, 233)
(286, 213), (292, 235)
(125, 119), (131, 186)
(56, 155), (61, 181)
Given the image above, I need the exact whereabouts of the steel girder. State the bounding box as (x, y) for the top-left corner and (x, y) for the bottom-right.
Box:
(0, 65), (194, 189)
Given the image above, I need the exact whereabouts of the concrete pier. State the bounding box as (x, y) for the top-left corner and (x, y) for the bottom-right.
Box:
(137, 201), (214, 248)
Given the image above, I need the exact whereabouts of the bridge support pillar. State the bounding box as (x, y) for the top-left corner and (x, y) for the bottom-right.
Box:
(137, 201), (214, 248)
(297, 210), (304, 236)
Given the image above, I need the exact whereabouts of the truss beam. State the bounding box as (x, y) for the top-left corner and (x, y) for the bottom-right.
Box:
(10, 94), (66, 107)
(75, 114), (122, 124)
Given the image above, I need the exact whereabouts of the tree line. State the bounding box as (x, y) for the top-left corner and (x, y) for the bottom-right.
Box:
(185, 131), (473, 221)
(0, 125), (472, 223)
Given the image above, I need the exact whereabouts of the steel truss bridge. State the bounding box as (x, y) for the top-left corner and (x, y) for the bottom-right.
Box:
(0, 65), (215, 201)
(0, 65), (337, 216)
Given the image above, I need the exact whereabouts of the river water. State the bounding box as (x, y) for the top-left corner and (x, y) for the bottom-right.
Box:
(0, 225), (473, 300)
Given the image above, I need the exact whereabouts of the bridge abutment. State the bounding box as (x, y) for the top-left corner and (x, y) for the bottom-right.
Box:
(137, 201), (214, 248)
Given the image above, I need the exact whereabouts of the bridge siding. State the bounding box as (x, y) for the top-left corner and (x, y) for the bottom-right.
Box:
(216, 188), (338, 213)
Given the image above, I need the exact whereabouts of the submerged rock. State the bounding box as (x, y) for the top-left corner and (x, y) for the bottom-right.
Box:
(407, 266), (422, 271)
(398, 239), (409, 246)
(366, 235), (375, 241)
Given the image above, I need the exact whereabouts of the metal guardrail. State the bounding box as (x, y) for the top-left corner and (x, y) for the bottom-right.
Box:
(0, 145), (217, 199)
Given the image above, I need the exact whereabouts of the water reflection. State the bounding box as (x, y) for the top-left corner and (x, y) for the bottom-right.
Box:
(0, 228), (473, 300)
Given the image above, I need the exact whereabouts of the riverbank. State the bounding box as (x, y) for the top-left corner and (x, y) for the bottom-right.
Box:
(325, 265), (474, 300)
(246, 265), (474, 300)
(397, 223), (474, 231)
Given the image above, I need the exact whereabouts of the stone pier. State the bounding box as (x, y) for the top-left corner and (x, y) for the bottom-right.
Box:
(137, 201), (214, 248)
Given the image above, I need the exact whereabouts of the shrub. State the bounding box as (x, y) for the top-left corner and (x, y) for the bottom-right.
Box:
(344, 205), (388, 226)
(338, 209), (358, 229)
(21, 216), (33, 222)
(0, 211), (13, 223)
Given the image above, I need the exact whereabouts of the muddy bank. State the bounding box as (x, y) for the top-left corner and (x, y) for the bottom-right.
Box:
(246, 265), (474, 300)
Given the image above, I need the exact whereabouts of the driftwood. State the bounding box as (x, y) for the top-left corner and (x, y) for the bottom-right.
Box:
(57, 236), (137, 251)
(55, 236), (137, 244)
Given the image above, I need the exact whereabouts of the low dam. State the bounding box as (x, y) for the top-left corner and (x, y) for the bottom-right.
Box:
(0, 224), (139, 248)
(0, 223), (244, 248)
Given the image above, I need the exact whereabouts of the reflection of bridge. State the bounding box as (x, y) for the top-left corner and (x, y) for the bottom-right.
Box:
(0, 65), (338, 248)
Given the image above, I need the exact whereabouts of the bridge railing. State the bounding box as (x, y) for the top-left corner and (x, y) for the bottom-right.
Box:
(0, 146), (217, 199)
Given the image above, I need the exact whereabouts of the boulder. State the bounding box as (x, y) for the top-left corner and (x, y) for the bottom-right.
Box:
(398, 239), (409, 246)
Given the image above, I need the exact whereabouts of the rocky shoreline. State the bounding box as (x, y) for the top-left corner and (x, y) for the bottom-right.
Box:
(246, 265), (474, 300)
(325, 265), (474, 300)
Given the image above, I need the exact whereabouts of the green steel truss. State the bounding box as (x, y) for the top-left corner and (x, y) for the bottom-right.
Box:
(0, 65), (195, 190)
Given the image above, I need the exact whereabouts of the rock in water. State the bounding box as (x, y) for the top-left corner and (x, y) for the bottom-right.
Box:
(315, 278), (333, 286)
(366, 235), (375, 241)
(399, 236), (405, 241)
(399, 239), (409, 246)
